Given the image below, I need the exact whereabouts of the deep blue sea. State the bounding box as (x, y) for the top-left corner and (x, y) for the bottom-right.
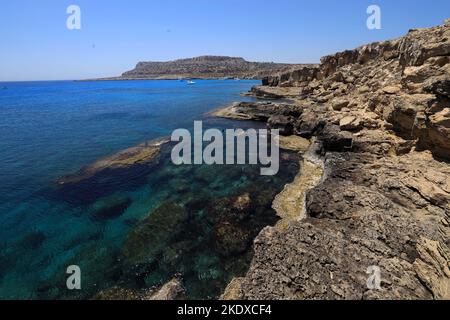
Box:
(0, 80), (298, 299)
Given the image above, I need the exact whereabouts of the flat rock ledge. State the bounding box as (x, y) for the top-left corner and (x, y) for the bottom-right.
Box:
(221, 146), (450, 300)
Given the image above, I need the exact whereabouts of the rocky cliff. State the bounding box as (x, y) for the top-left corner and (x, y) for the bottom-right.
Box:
(119, 56), (308, 80)
(259, 21), (450, 160)
(218, 20), (450, 300)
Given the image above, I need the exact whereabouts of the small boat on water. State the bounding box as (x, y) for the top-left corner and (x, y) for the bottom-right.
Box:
(187, 80), (196, 85)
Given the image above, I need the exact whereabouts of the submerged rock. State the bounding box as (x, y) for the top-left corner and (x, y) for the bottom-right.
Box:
(223, 151), (450, 300)
(204, 193), (257, 257)
(54, 138), (171, 204)
(220, 20), (450, 300)
(18, 231), (47, 250)
(91, 195), (132, 221)
(56, 138), (168, 185)
(122, 202), (188, 265)
(114, 153), (298, 298)
(206, 189), (283, 259)
(213, 221), (253, 257)
(205, 193), (253, 225)
(339, 116), (362, 132)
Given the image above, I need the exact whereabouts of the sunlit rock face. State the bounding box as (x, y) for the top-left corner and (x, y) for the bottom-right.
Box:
(221, 20), (450, 300)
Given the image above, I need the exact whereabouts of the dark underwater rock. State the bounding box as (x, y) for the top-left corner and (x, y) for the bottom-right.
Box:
(91, 196), (132, 221)
(53, 139), (170, 205)
(19, 231), (47, 250)
(122, 202), (188, 265)
(57, 139), (167, 185)
(205, 190), (280, 258)
(213, 221), (253, 257)
(205, 193), (253, 225)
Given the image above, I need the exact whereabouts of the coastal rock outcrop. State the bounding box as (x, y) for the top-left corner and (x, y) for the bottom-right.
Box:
(257, 21), (450, 160)
(220, 20), (450, 300)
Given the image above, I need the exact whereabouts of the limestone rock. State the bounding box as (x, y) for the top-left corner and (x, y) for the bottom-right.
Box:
(121, 202), (189, 265)
(56, 138), (168, 185)
(220, 20), (450, 300)
(339, 116), (362, 131)
(382, 85), (401, 94)
(413, 238), (450, 300)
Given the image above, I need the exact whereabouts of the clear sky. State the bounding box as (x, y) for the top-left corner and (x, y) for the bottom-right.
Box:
(1, 0), (449, 81)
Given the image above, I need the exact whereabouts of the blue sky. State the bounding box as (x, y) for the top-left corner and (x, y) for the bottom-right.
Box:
(0, 0), (449, 81)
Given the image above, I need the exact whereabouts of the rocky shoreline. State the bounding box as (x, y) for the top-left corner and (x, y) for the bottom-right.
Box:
(218, 20), (450, 300)
(54, 21), (450, 300)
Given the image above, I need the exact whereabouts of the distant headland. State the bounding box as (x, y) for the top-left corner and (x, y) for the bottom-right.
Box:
(83, 56), (314, 81)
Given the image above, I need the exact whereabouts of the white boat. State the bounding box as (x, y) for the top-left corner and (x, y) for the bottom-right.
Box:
(187, 80), (196, 85)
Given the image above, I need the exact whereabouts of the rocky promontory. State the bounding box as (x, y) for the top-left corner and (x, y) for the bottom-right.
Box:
(115, 56), (309, 80)
(219, 20), (450, 300)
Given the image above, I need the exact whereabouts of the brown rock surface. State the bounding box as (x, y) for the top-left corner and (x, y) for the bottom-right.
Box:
(220, 20), (450, 300)
(56, 138), (169, 185)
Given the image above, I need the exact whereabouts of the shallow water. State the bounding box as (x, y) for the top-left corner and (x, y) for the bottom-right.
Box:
(0, 80), (298, 299)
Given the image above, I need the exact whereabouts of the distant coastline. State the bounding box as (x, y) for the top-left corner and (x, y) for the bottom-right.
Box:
(80, 55), (314, 82)
(77, 76), (260, 82)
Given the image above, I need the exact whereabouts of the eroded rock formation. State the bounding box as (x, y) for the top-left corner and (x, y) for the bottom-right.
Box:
(220, 20), (450, 300)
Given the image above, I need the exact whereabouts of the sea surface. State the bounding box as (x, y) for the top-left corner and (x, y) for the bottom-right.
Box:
(0, 80), (298, 299)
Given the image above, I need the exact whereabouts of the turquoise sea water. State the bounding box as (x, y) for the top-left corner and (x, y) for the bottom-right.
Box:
(0, 80), (298, 299)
